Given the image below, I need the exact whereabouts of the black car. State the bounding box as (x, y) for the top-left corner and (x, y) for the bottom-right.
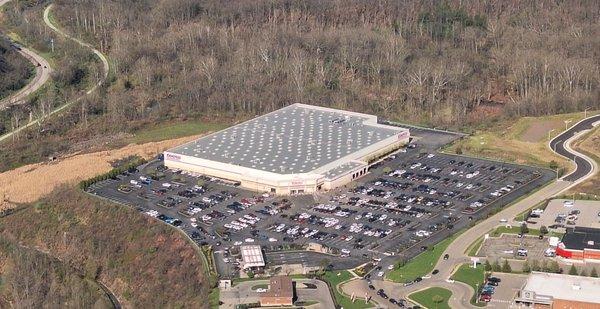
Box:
(390, 298), (398, 304)
(487, 276), (501, 283)
(368, 284), (375, 290)
(443, 254), (450, 260)
(487, 280), (499, 286)
(414, 277), (422, 283)
(432, 269), (439, 275)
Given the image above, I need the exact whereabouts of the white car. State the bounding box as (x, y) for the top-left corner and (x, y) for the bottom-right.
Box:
(256, 288), (267, 293)
(268, 237), (278, 242)
(244, 238), (255, 243)
(377, 271), (385, 277)
(387, 265), (394, 270)
(190, 222), (198, 228)
(427, 153), (435, 158)
(234, 241), (243, 246)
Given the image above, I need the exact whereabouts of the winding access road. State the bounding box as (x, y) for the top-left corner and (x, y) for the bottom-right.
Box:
(0, 0), (52, 109)
(342, 114), (599, 308)
(0, 4), (109, 143)
(550, 114), (600, 181)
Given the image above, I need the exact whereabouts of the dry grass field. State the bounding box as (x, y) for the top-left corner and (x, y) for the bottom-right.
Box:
(0, 134), (201, 210)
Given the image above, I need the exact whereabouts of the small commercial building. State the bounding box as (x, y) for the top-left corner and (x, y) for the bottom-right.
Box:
(556, 227), (600, 261)
(515, 272), (600, 308)
(164, 103), (409, 195)
(260, 276), (294, 307)
(240, 245), (265, 270)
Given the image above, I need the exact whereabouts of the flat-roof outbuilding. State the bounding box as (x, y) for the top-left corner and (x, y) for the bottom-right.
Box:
(515, 272), (600, 308)
(240, 245), (265, 269)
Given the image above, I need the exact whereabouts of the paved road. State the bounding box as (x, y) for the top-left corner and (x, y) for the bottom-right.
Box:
(342, 114), (599, 308)
(550, 114), (600, 181)
(0, 4), (109, 143)
(0, 0), (52, 109)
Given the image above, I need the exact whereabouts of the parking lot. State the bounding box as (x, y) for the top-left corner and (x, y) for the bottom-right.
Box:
(484, 273), (527, 308)
(527, 199), (600, 231)
(479, 234), (551, 261)
(87, 128), (554, 279)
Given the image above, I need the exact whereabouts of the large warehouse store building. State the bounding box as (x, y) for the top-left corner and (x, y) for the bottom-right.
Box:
(164, 103), (410, 195)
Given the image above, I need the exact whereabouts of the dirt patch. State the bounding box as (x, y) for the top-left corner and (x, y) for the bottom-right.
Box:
(0, 134), (201, 209)
(518, 119), (564, 143)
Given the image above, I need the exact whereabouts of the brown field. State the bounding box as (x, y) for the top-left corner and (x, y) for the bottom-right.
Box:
(518, 119), (564, 143)
(0, 134), (201, 210)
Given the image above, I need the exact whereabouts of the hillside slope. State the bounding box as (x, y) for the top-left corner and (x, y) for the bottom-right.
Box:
(0, 187), (210, 308)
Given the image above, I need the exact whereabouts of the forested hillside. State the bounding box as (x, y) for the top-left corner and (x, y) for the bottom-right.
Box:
(0, 239), (113, 308)
(0, 0), (598, 169)
(0, 188), (210, 308)
(0, 37), (33, 100)
(49, 0), (598, 128)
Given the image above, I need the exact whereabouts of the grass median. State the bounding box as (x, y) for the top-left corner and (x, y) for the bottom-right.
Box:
(450, 264), (486, 306)
(387, 232), (460, 283)
(322, 270), (374, 309)
(408, 287), (452, 309)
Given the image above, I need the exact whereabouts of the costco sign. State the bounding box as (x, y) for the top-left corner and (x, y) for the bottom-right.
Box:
(398, 130), (409, 140)
(165, 153), (182, 161)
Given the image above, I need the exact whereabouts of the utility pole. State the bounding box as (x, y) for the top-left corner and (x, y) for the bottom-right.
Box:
(584, 107), (590, 118)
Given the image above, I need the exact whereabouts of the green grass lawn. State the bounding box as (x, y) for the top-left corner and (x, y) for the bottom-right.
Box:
(450, 264), (486, 306)
(322, 270), (374, 309)
(208, 287), (220, 309)
(443, 111), (599, 170)
(408, 287), (452, 309)
(490, 226), (563, 238)
(387, 233), (460, 283)
(129, 121), (228, 144)
(466, 235), (485, 257)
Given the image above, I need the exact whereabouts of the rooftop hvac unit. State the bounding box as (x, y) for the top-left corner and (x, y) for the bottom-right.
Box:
(587, 240), (595, 246)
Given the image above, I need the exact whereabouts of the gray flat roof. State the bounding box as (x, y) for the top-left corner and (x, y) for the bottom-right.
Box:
(523, 272), (600, 303)
(324, 162), (365, 179)
(169, 104), (403, 174)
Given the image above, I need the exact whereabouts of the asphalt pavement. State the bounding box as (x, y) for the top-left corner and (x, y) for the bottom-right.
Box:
(550, 114), (600, 181)
(342, 114), (600, 308)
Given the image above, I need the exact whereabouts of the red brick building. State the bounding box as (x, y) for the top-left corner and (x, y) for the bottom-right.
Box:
(259, 276), (294, 307)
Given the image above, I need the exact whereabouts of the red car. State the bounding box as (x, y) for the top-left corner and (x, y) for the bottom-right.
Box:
(480, 294), (491, 302)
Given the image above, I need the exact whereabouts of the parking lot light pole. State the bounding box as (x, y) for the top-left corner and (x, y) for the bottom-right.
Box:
(547, 129), (555, 140)
(564, 119), (572, 130)
(584, 107), (590, 118)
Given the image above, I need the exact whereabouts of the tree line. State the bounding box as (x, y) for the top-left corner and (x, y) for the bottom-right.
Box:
(0, 0), (599, 169)
(49, 0), (598, 129)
